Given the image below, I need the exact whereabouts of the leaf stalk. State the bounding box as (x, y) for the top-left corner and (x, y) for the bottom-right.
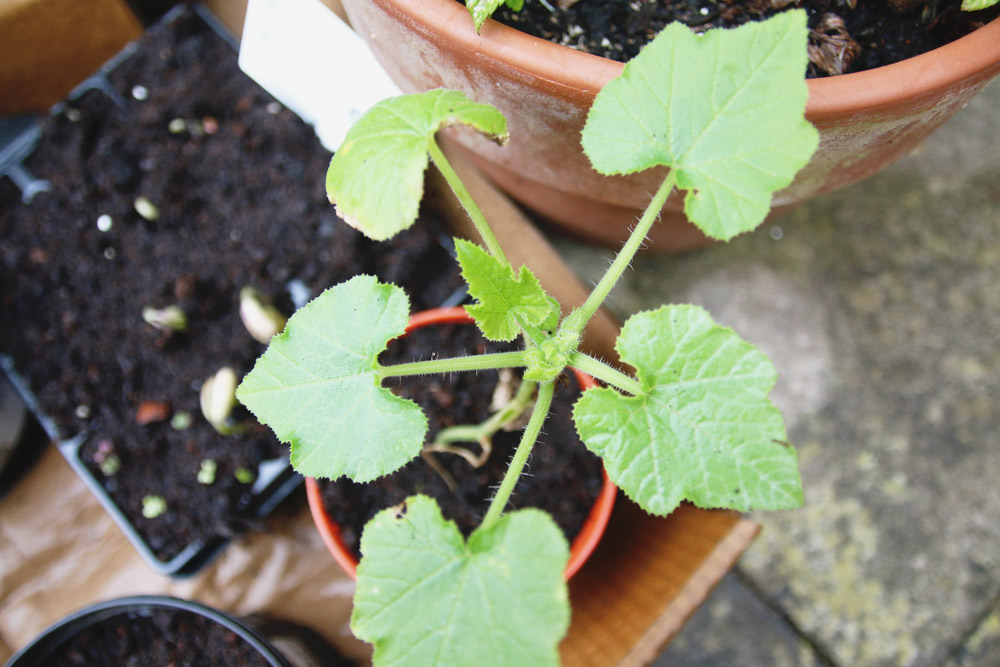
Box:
(377, 350), (527, 379)
(568, 352), (642, 396)
(563, 171), (678, 337)
(428, 139), (509, 266)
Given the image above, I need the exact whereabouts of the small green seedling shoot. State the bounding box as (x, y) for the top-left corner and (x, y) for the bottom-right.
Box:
(200, 366), (240, 435)
(142, 305), (187, 332)
(961, 0), (998, 10)
(142, 495), (167, 519)
(239, 12), (817, 667)
(197, 459), (218, 485)
(239, 286), (287, 344)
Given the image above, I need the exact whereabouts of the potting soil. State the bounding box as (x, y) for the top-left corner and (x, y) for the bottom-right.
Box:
(0, 9), (463, 563)
(494, 0), (1000, 77)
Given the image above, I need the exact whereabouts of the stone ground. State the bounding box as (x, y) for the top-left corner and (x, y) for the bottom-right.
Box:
(551, 81), (1000, 667)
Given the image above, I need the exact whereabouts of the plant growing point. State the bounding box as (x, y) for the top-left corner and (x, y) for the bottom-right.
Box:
(239, 13), (816, 666)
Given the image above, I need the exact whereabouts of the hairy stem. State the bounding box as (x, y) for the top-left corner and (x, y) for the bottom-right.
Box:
(481, 380), (555, 531)
(377, 351), (526, 379)
(428, 139), (509, 266)
(564, 172), (678, 337)
(569, 352), (642, 396)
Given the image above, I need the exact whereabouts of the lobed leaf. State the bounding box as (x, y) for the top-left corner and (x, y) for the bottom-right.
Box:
(465, 0), (524, 31)
(574, 305), (803, 515)
(236, 275), (427, 483)
(353, 495), (569, 667)
(455, 238), (560, 341)
(326, 90), (507, 241)
(961, 0), (998, 9)
(582, 11), (819, 241)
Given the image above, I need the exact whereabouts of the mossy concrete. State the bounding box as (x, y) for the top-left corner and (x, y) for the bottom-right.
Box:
(553, 79), (1000, 666)
(653, 574), (829, 666)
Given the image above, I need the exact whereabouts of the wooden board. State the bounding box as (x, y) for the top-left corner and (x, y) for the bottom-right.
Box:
(0, 0), (141, 114)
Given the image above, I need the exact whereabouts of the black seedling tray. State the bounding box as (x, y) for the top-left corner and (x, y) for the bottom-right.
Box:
(0, 5), (465, 578)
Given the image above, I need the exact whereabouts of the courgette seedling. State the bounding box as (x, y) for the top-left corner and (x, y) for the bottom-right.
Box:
(238, 12), (817, 666)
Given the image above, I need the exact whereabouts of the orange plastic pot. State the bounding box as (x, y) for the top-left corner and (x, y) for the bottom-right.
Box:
(306, 306), (617, 580)
(340, 0), (1000, 251)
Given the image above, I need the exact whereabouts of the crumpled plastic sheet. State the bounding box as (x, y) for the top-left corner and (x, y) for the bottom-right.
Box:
(0, 446), (370, 664)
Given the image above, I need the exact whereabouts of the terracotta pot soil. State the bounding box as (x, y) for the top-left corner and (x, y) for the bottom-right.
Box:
(340, 0), (1000, 251)
(5, 596), (337, 667)
(495, 0), (1000, 77)
(0, 8), (463, 573)
(310, 308), (615, 579)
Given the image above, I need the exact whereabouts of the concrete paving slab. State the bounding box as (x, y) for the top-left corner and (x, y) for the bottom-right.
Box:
(945, 597), (1000, 667)
(553, 79), (1000, 666)
(654, 574), (830, 666)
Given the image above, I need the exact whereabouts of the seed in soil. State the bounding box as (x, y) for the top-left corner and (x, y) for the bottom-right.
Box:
(99, 454), (121, 477)
(239, 287), (287, 344)
(170, 412), (193, 430)
(142, 305), (188, 332)
(96, 214), (113, 232)
(200, 367), (239, 434)
(134, 196), (160, 221)
(198, 459), (217, 485)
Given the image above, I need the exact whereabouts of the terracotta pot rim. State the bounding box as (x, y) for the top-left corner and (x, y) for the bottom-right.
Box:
(306, 306), (617, 581)
(367, 0), (1000, 116)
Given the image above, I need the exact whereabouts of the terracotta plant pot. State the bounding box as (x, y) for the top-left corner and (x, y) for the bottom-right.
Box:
(306, 306), (617, 580)
(340, 0), (1000, 251)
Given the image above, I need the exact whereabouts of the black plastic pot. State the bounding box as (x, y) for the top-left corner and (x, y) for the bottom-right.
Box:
(0, 360), (47, 501)
(3, 596), (292, 667)
(60, 433), (302, 578)
(0, 356), (301, 577)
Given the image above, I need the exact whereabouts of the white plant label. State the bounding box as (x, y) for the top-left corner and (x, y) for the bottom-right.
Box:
(239, 0), (402, 151)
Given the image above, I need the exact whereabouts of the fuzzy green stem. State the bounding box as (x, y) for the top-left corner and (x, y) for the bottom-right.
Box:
(377, 351), (526, 379)
(481, 380), (555, 531)
(569, 352), (642, 396)
(564, 172), (678, 337)
(428, 140), (509, 266)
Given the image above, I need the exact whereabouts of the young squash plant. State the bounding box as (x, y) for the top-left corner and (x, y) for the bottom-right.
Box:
(238, 11), (818, 666)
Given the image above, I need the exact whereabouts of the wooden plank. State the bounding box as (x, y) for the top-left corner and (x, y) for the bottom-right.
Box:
(0, 0), (141, 114)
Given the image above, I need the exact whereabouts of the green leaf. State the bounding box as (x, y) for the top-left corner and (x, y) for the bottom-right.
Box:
(582, 11), (819, 241)
(962, 0), (997, 10)
(455, 238), (559, 341)
(236, 275), (427, 483)
(465, 0), (521, 30)
(353, 495), (569, 666)
(326, 90), (507, 241)
(574, 305), (802, 515)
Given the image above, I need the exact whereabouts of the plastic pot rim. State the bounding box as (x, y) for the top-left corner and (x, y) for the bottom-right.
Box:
(3, 595), (291, 667)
